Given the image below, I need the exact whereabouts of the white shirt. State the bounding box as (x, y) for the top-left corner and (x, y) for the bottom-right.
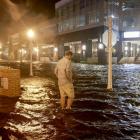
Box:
(55, 57), (72, 86)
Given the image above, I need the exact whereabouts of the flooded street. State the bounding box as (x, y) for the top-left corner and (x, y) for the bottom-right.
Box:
(0, 63), (140, 140)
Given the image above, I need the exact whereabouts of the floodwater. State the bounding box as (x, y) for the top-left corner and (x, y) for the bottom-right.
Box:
(0, 63), (140, 140)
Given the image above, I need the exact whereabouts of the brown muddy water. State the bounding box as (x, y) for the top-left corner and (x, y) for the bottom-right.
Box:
(0, 63), (140, 140)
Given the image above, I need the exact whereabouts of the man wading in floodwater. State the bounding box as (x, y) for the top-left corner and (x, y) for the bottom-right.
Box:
(55, 50), (74, 111)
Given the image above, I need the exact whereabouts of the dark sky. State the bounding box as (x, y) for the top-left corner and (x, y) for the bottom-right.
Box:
(0, 0), (60, 41)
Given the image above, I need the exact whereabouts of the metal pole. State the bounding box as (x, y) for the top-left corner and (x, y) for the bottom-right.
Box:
(107, 17), (113, 91)
(36, 42), (39, 61)
(30, 42), (33, 76)
(20, 49), (23, 63)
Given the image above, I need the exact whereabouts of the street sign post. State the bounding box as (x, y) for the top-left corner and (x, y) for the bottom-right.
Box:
(107, 17), (113, 91)
(102, 17), (117, 91)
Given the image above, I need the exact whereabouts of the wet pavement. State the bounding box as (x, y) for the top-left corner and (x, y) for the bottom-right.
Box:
(0, 63), (140, 140)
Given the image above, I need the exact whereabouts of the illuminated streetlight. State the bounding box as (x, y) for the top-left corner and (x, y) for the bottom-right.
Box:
(27, 29), (35, 39)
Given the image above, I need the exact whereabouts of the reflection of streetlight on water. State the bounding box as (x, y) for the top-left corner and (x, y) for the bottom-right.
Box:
(26, 29), (35, 76)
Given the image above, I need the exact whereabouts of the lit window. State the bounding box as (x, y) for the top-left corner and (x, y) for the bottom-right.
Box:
(124, 31), (140, 38)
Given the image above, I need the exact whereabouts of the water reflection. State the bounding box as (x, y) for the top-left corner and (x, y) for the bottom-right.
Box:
(0, 63), (140, 139)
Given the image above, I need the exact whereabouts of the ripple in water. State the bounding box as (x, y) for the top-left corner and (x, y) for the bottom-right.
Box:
(0, 63), (139, 140)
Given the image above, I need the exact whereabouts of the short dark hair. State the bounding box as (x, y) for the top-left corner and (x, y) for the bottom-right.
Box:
(65, 50), (73, 56)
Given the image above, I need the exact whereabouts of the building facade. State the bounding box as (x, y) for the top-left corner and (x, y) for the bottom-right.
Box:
(2, 0), (140, 64)
(120, 0), (140, 63)
(55, 0), (140, 64)
(55, 0), (120, 63)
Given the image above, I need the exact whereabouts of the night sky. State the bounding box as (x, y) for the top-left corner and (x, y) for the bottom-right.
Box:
(0, 0), (60, 41)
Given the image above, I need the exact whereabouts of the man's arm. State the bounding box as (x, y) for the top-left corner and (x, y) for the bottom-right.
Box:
(54, 65), (58, 78)
(65, 62), (72, 82)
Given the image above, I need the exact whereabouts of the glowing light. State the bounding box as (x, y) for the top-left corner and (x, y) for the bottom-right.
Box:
(130, 47), (133, 51)
(137, 48), (139, 52)
(54, 47), (58, 52)
(111, 14), (115, 18)
(82, 45), (86, 51)
(70, 45), (72, 49)
(19, 49), (27, 54)
(124, 31), (140, 38)
(78, 50), (81, 54)
(98, 43), (104, 49)
(33, 47), (39, 52)
(27, 29), (35, 39)
(124, 46), (128, 51)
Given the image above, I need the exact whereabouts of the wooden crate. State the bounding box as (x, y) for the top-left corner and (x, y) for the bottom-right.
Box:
(0, 67), (20, 97)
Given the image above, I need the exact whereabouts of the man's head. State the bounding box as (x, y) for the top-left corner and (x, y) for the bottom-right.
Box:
(65, 50), (73, 60)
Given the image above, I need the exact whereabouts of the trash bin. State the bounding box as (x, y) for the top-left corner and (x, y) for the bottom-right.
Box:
(0, 67), (20, 97)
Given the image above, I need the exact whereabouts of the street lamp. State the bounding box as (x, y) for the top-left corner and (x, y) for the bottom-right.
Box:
(27, 29), (35, 39)
(26, 29), (35, 76)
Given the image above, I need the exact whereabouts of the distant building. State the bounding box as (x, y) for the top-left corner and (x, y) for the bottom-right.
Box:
(55, 0), (140, 64)
(55, 0), (120, 63)
(120, 0), (140, 63)
(5, 0), (140, 64)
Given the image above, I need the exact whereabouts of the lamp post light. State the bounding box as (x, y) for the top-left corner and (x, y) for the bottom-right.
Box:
(82, 44), (86, 58)
(26, 29), (35, 76)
